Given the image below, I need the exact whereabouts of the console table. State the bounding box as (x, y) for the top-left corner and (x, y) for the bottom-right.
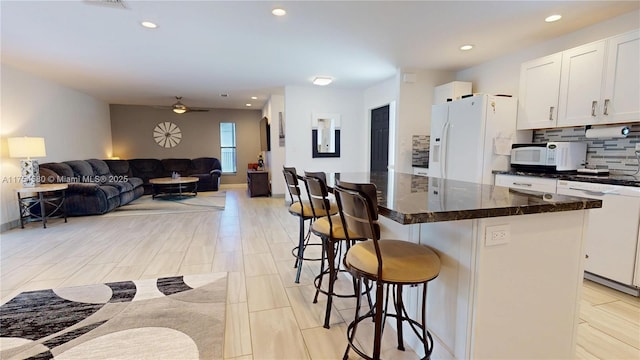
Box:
(247, 170), (270, 197)
(16, 184), (68, 229)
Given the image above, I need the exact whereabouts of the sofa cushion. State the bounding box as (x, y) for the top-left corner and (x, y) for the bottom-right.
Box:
(161, 158), (193, 176)
(38, 167), (60, 183)
(86, 159), (112, 177)
(104, 159), (133, 177)
(65, 160), (95, 178)
(127, 177), (144, 188)
(129, 159), (164, 180)
(40, 162), (74, 180)
(191, 157), (221, 174)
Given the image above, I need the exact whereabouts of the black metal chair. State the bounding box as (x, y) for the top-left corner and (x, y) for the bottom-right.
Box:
(303, 171), (362, 328)
(282, 167), (326, 283)
(334, 179), (441, 360)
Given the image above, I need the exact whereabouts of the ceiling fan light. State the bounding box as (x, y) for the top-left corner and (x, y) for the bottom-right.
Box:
(173, 108), (187, 114)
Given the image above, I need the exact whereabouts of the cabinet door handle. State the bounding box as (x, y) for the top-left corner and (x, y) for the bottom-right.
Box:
(604, 99), (610, 115)
(591, 101), (597, 117)
(549, 106), (554, 121)
(513, 182), (532, 187)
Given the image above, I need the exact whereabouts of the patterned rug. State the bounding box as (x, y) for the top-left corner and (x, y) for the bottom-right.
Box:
(0, 273), (227, 360)
(103, 191), (226, 217)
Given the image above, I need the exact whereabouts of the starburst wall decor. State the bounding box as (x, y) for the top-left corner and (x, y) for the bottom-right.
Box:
(153, 122), (182, 148)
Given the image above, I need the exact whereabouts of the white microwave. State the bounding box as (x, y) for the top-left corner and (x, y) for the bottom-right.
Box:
(510, 142), (587, 172)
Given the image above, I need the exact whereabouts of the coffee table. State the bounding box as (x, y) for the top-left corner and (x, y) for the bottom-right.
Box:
(149, 177), (199, 199)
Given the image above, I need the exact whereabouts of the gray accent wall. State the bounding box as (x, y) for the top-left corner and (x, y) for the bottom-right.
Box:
(110, 105), (262, 184)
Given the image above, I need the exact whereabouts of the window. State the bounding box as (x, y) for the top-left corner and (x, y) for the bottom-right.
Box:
(220, 122), (236, 173)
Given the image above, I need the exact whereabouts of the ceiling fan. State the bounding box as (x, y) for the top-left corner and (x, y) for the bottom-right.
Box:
(168, 96), (209, 114)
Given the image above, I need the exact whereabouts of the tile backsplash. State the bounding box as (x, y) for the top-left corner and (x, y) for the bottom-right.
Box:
(533, 123), (640, 172)
(412, 135), (430, 167)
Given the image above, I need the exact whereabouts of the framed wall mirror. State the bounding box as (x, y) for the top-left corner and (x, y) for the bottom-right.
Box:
(312, 113), (341, 158)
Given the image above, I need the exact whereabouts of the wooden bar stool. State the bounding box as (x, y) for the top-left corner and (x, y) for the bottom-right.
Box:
(303, 171), (361, 329)
(334, 180), (441, 360)
(282, 166), (324, 283)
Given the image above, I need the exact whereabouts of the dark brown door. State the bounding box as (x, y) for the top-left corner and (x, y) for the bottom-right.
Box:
(370, 105), (389, 171)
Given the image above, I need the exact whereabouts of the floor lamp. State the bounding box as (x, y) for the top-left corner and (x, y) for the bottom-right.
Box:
(8, 137), (47, 187)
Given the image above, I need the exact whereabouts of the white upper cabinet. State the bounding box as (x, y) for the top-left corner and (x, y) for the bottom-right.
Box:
(517, 53), (562, 130)
(602, 30), (640, 124)
(517, 29), (639, 130)
(557, 40), (606, 127)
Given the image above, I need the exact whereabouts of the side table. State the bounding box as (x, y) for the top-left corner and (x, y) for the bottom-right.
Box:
(247, 170), (270, 197)
(16, 184), (68, 229)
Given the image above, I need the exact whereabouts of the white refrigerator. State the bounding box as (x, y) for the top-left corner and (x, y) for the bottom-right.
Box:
(428, 94), (530, 184)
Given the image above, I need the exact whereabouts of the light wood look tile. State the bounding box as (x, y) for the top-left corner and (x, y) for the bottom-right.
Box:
(227, 271), (247, 304)
(249, 307), (310, 360)
(243, 252), (278, 277)
(246, 274), (290, 312)
(224, 302), (252, 358)
(141, 251), (184, 278)
(212, 251), (245, 273)
(59, 262), (118, 288)
(576, 322), (640, 359)
(2, 187), (639, 360)
(179, 263), (213, 276)
(301, 323), (349, 359)
(285, 285), (344, 330)
(580, 300), (640, 349)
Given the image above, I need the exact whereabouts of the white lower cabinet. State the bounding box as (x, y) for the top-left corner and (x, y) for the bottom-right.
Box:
(497, 174), (640, 295)
(557, 180), (640, 295)
(494, 174), (557, 193)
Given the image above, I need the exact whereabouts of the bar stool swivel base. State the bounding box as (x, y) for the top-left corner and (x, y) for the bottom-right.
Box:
(344, 282), (434, 360)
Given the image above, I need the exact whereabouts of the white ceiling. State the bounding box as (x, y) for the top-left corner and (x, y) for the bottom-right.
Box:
(2, 1), (639, 110)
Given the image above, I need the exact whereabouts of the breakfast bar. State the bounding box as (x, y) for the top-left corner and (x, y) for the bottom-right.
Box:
(331, 171), (602, 359)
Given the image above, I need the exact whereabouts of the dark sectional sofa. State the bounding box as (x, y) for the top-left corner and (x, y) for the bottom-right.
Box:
(39, 157), (222, 216)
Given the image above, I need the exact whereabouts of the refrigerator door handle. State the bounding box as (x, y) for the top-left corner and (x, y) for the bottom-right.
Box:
(441, 121), (450, 178)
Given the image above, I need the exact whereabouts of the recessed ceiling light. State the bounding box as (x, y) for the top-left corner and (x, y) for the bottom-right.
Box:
(141, 21), (157, 29)
(460, 44), (474, 51)
(272, 8), (286, 16)
(545, 14), (562, 23)
(246, 103), (252, 107)
(313, 77), (333, 86)
(251, 96), (258, 100)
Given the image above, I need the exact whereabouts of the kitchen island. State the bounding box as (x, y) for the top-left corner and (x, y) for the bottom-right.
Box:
(330, 171), (602, 359)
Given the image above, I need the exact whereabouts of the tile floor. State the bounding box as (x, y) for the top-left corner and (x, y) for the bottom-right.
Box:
(1, 186), (638, 359)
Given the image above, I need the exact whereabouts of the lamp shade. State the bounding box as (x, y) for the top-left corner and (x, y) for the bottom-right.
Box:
(8, 137), (46, 159)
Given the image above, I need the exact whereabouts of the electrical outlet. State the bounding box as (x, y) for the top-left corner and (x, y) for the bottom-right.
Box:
(485, 224), (510, 246)
(635, 143), (640, 151)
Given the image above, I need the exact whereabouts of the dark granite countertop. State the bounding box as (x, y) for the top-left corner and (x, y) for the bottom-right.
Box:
(330, 172), (602, 225)
(493, 170), (640, 187)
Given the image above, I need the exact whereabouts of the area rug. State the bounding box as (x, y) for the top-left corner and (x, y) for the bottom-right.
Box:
(0, 273), (227, 360)
(104, 191), (226, 217)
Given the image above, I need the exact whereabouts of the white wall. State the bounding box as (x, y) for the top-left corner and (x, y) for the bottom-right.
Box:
(394, 69), (454, 173)
(263, 94), (285, 196)
(283, 86), (367, 180)
(0, 64), (112, 229)
(363, 74), (399, 171)
(456, 9), (640, 95)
